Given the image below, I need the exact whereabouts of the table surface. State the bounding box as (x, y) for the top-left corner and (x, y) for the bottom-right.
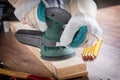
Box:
(0, 5), (120, 80)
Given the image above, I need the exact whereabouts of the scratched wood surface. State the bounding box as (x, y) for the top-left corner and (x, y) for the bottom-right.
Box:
(0, 3), (120, 80)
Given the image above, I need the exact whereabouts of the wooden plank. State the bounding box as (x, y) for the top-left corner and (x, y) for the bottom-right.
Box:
(8, 21), (88, 79)
(0, 30), (53, 78)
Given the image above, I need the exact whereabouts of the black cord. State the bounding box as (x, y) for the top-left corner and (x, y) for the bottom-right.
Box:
(57, 0), (60, 8)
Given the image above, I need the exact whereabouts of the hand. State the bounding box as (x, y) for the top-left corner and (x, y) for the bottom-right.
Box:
(60, 13), (102, 48)
(21, 0), (48, 32)
(8, 0), (48, 32)
(60, 0), (102, 48)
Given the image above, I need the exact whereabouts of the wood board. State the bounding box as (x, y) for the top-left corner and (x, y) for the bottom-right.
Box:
(8, 21), (88, 79)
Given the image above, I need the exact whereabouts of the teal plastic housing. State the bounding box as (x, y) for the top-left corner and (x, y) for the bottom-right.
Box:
(37, 0), (46, 22)
(37, 5), (75, 59)
(41, 16), (75, 58)
(69, 26), (88, 48)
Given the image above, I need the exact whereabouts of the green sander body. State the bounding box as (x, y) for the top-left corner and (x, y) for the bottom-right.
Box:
(41, 7), (75, 60)
(15, 7), (75, 60)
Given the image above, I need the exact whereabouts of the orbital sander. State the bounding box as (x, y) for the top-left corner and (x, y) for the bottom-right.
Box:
(15, 7), (75, 61)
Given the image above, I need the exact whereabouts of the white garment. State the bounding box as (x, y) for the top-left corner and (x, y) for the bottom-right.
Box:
(60, 0), (102, 47)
